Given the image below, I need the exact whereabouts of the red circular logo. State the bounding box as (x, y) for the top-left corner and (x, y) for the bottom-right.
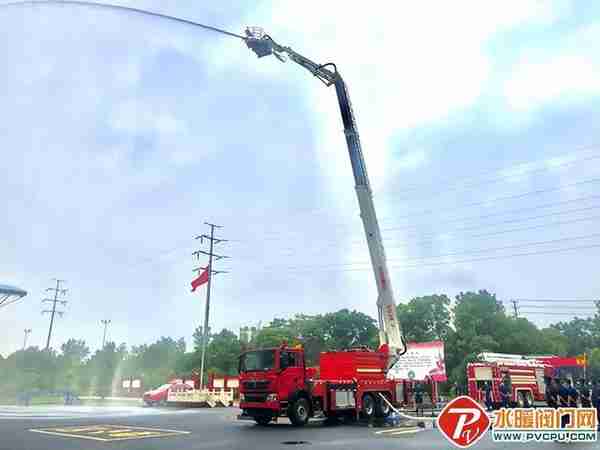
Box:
(437, 396), (491, 448)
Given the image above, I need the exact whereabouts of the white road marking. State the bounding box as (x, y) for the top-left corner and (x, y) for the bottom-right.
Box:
(0, 405), (221, 420)
(29, 429), (109, 442)
(374, 427), (419, 434)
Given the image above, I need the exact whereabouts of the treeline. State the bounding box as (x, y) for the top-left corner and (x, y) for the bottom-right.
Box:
(1, 290), (598, 399)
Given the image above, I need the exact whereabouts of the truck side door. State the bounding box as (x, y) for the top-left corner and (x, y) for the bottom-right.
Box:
(278, 351), (304, 402)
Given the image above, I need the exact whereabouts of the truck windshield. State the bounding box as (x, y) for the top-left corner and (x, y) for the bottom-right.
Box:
(239, 350), (276, 372)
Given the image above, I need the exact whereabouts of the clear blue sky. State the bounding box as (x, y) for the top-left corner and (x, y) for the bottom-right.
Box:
(1, 1), (600, 355)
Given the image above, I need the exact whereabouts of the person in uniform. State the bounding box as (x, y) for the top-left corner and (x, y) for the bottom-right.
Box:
(579, 379), (591, 408)
(545, 377), (558, 408)
(566, 379), (579, 408)
(499, 376), (510, 409)
(592, 379), (600, 430)
(484, 381), (493, 411)
(414, 382), (424, 417)
(558, 379), (570, 428)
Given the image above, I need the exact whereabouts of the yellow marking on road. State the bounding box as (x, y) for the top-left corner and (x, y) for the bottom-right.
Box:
(389, 429), (421, 436)
(30, 424), (190, 442)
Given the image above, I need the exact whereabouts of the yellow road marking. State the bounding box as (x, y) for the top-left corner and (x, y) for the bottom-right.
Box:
(389, 429), (421, 436)
(30, 424), (190, 442)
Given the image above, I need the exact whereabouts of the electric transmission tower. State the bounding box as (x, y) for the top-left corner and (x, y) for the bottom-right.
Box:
(42, 279), (67, 350)
(192, 222), (229, 388)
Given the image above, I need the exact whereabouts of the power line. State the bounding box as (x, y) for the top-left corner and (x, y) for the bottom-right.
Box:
(383, 213), (600, 250)
(228, 194), (600, 249)
(389, 148), (600, 201)
(514, 299), (598, 303)
(384, 143), (600, 197)
(393, 176), (600, 220)
(267, 232), (600, 270)
(1, 1), (246, 39)
(233, 206), (600, 260)
(390, 204), (600, 240)
(519, 311), (596, 317)
(518, 305), (597, 310)
(381, 194), (600, 233)
(229, 182), (600, 246)
(269, 241), (600, 274)
(42, 279), (67, 350)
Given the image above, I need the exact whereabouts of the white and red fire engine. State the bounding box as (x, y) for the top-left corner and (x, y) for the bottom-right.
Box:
(467, 353), (554, 408)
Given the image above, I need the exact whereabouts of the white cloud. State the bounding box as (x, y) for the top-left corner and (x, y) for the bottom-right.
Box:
(505, 55), (600, 110)
(109, 99), (186, 135)
(394, 149), (428, 171)
(202, 1), (564, 197)
(499, 161), (537, 184)
(504, 22), (600, 111)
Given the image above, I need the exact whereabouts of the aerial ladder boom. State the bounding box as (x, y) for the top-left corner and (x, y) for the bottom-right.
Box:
(245, 28), (407, 367)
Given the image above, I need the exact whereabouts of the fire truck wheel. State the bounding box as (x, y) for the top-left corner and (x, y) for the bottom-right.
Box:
(361, 393), (376, 420)
(289, 397), (310, 427)
(375, 394), (391, 418)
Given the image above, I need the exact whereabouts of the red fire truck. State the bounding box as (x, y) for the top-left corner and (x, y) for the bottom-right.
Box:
(238, 343), (410, 425)
(239, 31), (412, 427)
(467, 353), (554, 408)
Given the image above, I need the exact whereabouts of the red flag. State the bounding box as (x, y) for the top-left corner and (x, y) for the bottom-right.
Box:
(191, 267), (209, 292)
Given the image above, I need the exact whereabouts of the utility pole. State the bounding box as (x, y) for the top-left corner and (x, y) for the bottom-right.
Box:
(511, 300), (519, 318)
(23, 328), (31, 350)
(42, 279), (67, 350)
(101, 319), (111, 348)
(193, 222), (228, 389)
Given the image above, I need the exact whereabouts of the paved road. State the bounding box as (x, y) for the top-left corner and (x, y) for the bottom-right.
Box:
(0, 406), (596, 450)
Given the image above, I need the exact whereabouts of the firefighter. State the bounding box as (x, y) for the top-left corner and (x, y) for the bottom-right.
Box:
(484, 381), (493, 411)
(558, 379), (569, 407)
(414, 382), (424, 417)
(580, 379), (592, 408)
(499, 376), (510, 409)
(558, 379), (571, 428)
(592, 379), (600, 430)
(566, 378), (579, 408)
(545, 377), (558, 408)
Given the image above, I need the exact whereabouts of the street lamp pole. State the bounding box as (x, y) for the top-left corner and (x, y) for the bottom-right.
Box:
(23, 328), (31, 350)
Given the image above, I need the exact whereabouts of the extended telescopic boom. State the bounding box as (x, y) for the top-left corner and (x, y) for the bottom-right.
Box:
(245, 28), (407, 367)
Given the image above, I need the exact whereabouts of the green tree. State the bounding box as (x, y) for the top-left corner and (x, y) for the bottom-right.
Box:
(551, 318), (595, 356)
(206, 329), (242, 375)
(588, 348), (600, 380)
(320, 309), (378, 350)
(193, 326), (211, 351)
(253, 325), (295, 348)
(396, 294), (452, 342)
(57, 339), (90, 392)
(84, 342), (128, 397)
